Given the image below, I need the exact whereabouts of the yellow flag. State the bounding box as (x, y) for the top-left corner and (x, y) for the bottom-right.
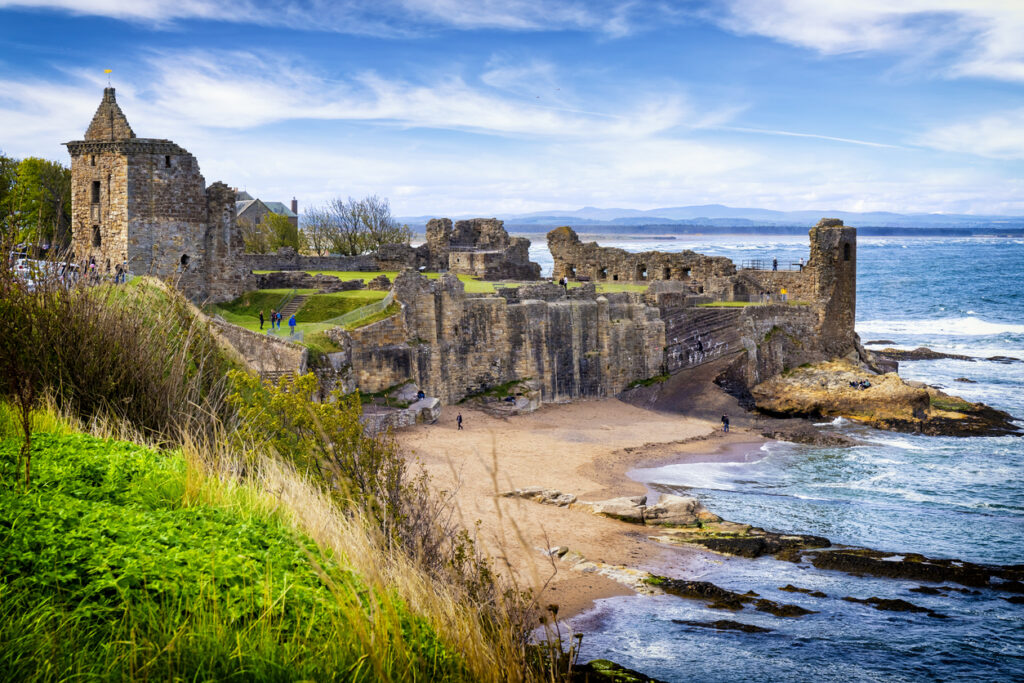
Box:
(104, 69), (112, 74)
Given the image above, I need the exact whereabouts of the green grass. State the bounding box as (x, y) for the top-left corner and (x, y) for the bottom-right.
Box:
(698, 301), (759, 307)
(297, 290), (388, 322)
(930, 395), (974, 413)
(0, 430), (466, 681)
(207, 289), (393, 345)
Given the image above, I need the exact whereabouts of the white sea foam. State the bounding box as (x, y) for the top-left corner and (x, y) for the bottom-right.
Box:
(857, 316), (1024, 337)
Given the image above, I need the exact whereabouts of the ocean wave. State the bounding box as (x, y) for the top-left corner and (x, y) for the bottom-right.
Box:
(857, 316), (1024, 337)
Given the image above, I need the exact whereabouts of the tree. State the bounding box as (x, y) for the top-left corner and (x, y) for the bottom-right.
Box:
(352, 195), (412, 252)
(0, 152), (18, 239)
(306, 195), (412, 256)
(239, 211), (300, 253)
(300, 205), (333, 256)
(9, 158), (71, 249)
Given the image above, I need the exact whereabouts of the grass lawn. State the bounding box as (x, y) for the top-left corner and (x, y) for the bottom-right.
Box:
(0, 428), (464, 681)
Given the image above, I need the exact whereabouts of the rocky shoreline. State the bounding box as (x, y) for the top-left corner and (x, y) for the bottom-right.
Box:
(749, 358), (1021, 437)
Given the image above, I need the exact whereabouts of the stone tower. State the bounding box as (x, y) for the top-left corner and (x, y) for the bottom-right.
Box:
(64, 87), (248, 302)
(807, 218), (857, 357)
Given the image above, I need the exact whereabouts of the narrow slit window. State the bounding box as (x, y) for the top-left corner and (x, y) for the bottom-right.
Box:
(165, 155), (172, 168)
(92, 226), (101, 247)
(843, 243), (851, 261)
(91, 180), (101, 203)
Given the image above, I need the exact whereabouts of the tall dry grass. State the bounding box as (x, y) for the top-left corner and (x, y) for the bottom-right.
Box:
(0, 247), (554, 680)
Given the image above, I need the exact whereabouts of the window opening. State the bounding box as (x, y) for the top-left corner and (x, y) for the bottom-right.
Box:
(91, 181), (101, 203)
(92, 226), (101, 247)
(843, 243), (851, 261)
(663, 267), (671, 280)
(165, 155), (172, 168)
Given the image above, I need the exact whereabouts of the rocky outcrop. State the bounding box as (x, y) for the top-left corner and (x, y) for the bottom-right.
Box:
(648, 576), (815, 617)
(870, 346), (1021, 364)
(806, 548), (1024, 590)
(580, 494), (722, 526)
(652, 520), (829, 559)
(502, 487), (577, 507)
(750, 359), (1020, 436)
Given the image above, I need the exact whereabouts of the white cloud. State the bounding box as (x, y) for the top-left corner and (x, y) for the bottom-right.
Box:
(714, 0), (1024, 83)
(915, 108), (1024, 160)
(2, 48), (1022, 216)
(0, 0), (653, 36)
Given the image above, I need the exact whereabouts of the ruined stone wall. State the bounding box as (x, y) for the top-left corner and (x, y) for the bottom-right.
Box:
(735, 270), (814, 301)
(240, 249), (377, 272)
(335, 271), (664, 403)
(547, 226), (736, 292)
(208, 318), (308, 376)
(254, 271), (365, 292)
(807, 220), (857, 357)
(428, 217), (541, 280)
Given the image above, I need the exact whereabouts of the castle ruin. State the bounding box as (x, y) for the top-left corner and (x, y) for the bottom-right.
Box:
(65, 88), (250, 302)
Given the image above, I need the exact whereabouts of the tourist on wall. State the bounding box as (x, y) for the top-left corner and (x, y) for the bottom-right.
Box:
(259, 310), (264, 330)
(772, 258), (778, 271)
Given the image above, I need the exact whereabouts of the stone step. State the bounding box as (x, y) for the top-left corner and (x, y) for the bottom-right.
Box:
(278, 294), (309, 319)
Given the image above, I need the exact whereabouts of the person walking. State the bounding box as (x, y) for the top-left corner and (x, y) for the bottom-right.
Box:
(270, 309), (277, 331)
(457, 413), (463, 430)
(721, 415), (730, 433)
(259, 309), (265, 330)
(288, 314), (296, 335)
(772, 257), (778, 271)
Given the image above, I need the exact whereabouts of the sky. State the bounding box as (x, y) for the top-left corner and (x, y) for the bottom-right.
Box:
(1, 0), (1023, 217)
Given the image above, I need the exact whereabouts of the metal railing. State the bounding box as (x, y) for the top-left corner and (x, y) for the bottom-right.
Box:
(740, 259), (804, 271)
(321, 291), (396, 328)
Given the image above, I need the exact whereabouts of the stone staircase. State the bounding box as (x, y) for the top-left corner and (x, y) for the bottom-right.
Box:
(279, 294), (308, 320)
(663, 306), (745, 373)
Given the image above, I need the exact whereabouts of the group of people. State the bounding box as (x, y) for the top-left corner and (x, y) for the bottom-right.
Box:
(849, 379), (872, 390)
(260, 309), (297, 335)
(758, 288), (787, 303)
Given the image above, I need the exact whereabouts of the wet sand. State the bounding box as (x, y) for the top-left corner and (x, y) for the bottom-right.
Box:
(395, 398), (767, 618)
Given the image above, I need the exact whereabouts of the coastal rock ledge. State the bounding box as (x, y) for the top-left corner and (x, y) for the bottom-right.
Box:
(751, 359), (1021, 437)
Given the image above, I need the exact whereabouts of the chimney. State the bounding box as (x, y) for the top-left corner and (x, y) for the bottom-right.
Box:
(291, 197), (298, 215)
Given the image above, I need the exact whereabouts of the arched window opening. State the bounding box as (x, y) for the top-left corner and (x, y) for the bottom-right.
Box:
(599, 267), (608, 280)
(637, 265), (647, 281)
(569, 264), (577, 279)
(663, 267), (672, 280)
(843, 243), (851, 261)
(682, 267), (692, 279)
(92, 226), (101, 247)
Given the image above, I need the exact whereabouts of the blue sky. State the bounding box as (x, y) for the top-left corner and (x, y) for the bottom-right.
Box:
(1, 1), (1023, 216)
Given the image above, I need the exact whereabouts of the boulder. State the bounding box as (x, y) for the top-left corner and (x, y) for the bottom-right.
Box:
(410, 397), (440, 424)
(585, 496), (647, 523)
(643, 494), (721, 526)
(502, 487), (577, 507)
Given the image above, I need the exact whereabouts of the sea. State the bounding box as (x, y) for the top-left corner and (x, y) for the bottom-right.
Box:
(526, 234), (1024, 682)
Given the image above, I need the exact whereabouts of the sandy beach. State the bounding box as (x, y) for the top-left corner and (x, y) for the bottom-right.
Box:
(396, 398), (767, 618)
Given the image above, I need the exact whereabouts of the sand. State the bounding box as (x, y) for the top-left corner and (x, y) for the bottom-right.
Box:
(395, 398), (767, 618)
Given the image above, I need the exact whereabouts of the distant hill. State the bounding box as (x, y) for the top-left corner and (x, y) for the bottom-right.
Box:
(399, 204), (1024, 233)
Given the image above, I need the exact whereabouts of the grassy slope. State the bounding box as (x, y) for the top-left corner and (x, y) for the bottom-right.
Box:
(0, 427), (466, 681)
